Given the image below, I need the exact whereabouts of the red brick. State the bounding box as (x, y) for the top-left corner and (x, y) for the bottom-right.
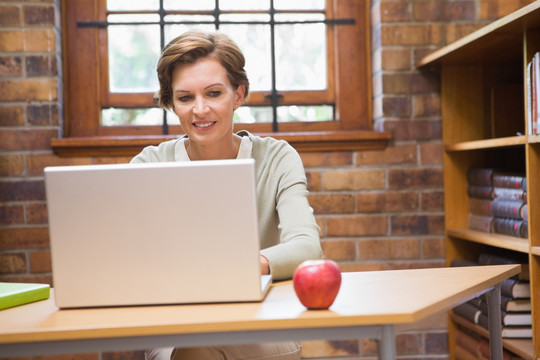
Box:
(0, 79), (58, 102)
(27, 154), (92, 175)
(321, 240), (356, 261)
(0, 129), (57, 151)
(422, 237), (445, 259)
(23, 5), (55, 25)
(0, 180), (45, 202)
(0, 30), (56, 52)
(379, 1), (411, 22)
(390, 214), (444, 235)
(27, 203), (48, 224)
(306, 171), (321, 191)
(381, 48), (411, 70)
(27, 104), (60, 126)
(301, 340), (359, 358)
(413, 94), (441, 117)
(360, 338), (378, 356)
(0, 227), (49, 249)
(33, 353), (100, 360)
(445, 23), (485, 44)
(26, 55), (58, 76)
(388, 168), (443, 189)
(324, 169), (385, 190)
(0, 154), (25, 176)
(425, 332), (449, 354)
(0, 204), (25, 224)
(29, 250), (51, 273)
(0, 274), (52, 285)
(414, 1), (475, 21)
(384, 120), (442, 141)
(338, 262), (388, 273)
(309, 194), (355, 214)
(381, 24), (442, 46)
(0, 253), (26, 274)
(396, 333), (423, 355)
(357, 191), (419, 213)
(326, 215), (387, 236)
(382, 96), (411, 117)
(421, 190), (444, 210)
(356, 144), (416, 166)
(357, 239), (420, 260)
(300, 152), (353, 167)
(480, 0), (534, 20)
(0, 105), (24, 126)
(419, 142), (442, 164)
(382, 73), (416, 94)
(0, 6), (21, 26)
(0, 56), (22, 77)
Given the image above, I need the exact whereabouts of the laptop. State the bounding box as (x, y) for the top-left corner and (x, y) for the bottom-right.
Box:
(44, 159), (272, 308)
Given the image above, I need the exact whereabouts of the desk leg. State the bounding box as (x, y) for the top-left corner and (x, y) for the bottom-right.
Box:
(485, 284), (502, 360)
(378, 325), (396, 359)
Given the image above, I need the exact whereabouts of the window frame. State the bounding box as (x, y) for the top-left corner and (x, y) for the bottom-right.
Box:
(57, 0), (390, 156)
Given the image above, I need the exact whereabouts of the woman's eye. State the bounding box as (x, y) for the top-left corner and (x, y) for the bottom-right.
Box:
(208, 91), (221, 97)
(178, 95), (192, 102)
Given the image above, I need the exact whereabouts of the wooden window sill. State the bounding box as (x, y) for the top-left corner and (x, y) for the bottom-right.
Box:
(51, 130), (392, 157)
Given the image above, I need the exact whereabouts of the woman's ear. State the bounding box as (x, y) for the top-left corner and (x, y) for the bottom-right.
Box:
(234, 85), (246, 109)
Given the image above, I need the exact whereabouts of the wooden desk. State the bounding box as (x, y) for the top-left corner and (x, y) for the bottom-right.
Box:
(0, 265), (520, 359)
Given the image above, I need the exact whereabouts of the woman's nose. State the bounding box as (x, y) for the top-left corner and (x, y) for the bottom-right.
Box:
(193, 97), (209, 116)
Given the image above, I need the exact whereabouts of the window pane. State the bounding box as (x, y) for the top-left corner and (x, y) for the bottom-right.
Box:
(234, 107), (273, 123)
(107, 0), (159, 11)
(220, 0), (269, 11)
(163, 0), (215, 11)
(274, 18), (326, 90)
(274, 0), (325, 10)
(164, 15), (216, 43)
(102, 108), (175, 126)
(278, 105), (333, 122)
(108, 22), (160, 93)
(233, 105), (332, 123)
(108, 14), (160, 23)
(220, 25), (271, 92)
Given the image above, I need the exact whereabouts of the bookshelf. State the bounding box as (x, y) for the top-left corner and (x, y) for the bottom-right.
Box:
(418, 2), (540, 359)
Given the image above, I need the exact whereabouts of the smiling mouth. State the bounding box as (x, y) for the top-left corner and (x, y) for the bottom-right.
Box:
(193, 122), (216, 128)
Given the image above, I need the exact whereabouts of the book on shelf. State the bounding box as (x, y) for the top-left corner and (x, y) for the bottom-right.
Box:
(527, 52), (540, 135)
(501, 311), (532, 326)
(0, 282), (50, 310)
(493, 187), (527, 202)
(469, 198), (493, 216)
(467, 214), (493, 233)
(492, 218), (527, 238)
(477, 252), (529, 280)
(467, 168), (496, 186)
(491, 199), (527, 220)
(455, 327), (518, 360)
(467, 185), (494, 199)
(492, 174), (526, 190)
(501, 278), (530, 299)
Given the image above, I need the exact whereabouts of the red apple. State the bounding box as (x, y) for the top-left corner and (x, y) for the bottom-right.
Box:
(293, 259), (342, 309)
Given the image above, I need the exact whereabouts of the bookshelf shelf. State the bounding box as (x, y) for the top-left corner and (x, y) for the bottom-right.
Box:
(447, 228), (530, 253)
(444, 136), (527, 152)
(451, 313), (534, 360)
(419, 2), (540, 358)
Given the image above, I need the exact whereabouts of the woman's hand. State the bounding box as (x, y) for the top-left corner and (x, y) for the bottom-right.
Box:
(260, 255), (270, 275)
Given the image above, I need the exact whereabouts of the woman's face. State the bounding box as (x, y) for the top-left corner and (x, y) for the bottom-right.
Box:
(171, 57), (245, 147)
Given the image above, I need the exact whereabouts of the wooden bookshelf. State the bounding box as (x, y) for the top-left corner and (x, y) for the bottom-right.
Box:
(418, 2), (540, 359)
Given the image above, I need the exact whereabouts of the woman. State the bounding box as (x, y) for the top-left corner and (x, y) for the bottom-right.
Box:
(131, 30), (323, 360)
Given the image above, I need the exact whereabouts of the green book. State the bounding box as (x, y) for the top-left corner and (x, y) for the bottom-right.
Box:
(0, 282), (50, 310)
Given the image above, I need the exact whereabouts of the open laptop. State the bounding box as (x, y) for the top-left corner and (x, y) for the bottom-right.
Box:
(44, 159), (272, 308)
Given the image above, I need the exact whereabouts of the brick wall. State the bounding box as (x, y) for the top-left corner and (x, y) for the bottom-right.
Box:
(0, 0), (534, 359)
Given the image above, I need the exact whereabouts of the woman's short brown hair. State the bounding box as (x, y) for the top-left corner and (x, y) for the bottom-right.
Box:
(155, 30), (250, 110)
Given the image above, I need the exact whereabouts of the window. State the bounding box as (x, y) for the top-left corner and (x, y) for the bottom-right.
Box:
(57, 0), (389, 155)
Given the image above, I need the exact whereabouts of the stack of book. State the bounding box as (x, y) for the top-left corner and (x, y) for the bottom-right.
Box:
(454, 326), (525, 360)
(452, 253), (532, 340)
(467, 168), (528, 238)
